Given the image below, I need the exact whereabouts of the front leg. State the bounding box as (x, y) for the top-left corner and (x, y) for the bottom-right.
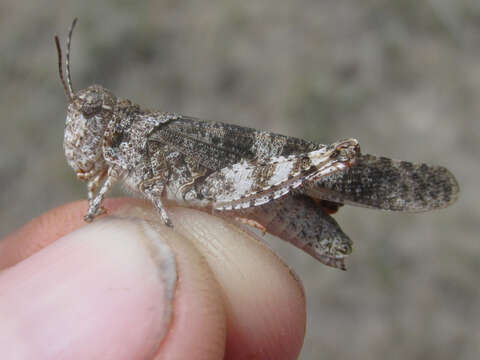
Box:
(84, 166), (122, 222)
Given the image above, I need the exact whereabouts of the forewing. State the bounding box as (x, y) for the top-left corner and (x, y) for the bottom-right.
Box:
(147, 116), (320, 171)
(305, 154), (459, 212)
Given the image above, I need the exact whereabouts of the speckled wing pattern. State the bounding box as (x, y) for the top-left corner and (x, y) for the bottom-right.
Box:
(307, 154), (459, 212)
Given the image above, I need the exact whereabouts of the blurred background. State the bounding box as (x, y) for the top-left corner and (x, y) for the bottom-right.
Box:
(1, 0), (479, 358)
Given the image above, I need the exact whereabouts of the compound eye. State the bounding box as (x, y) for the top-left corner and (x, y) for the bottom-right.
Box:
(81, 98), (102, 118)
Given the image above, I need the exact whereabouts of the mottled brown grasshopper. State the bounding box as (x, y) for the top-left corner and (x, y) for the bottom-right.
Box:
(56, 19), (459, 270)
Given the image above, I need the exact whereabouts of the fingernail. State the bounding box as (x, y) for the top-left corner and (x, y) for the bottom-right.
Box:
(0, 216), (176, 360)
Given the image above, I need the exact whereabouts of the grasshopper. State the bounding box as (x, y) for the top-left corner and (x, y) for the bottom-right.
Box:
(57, 19), (459, 270)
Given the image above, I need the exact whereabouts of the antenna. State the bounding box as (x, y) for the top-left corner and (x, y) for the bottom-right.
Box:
(54, 18), (77, 103)
(54, 35), (72, 102)
(66, 18), (77, 98)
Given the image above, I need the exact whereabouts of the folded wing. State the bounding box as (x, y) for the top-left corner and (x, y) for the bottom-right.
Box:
(305, 154), (459, 212)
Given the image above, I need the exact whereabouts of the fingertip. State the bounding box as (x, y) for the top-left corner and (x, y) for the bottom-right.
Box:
(1, 201), (305, 359)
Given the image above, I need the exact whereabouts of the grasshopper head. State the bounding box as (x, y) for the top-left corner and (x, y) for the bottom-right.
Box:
(56, 19), (116, 181)
(63, 85), (116, 181)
